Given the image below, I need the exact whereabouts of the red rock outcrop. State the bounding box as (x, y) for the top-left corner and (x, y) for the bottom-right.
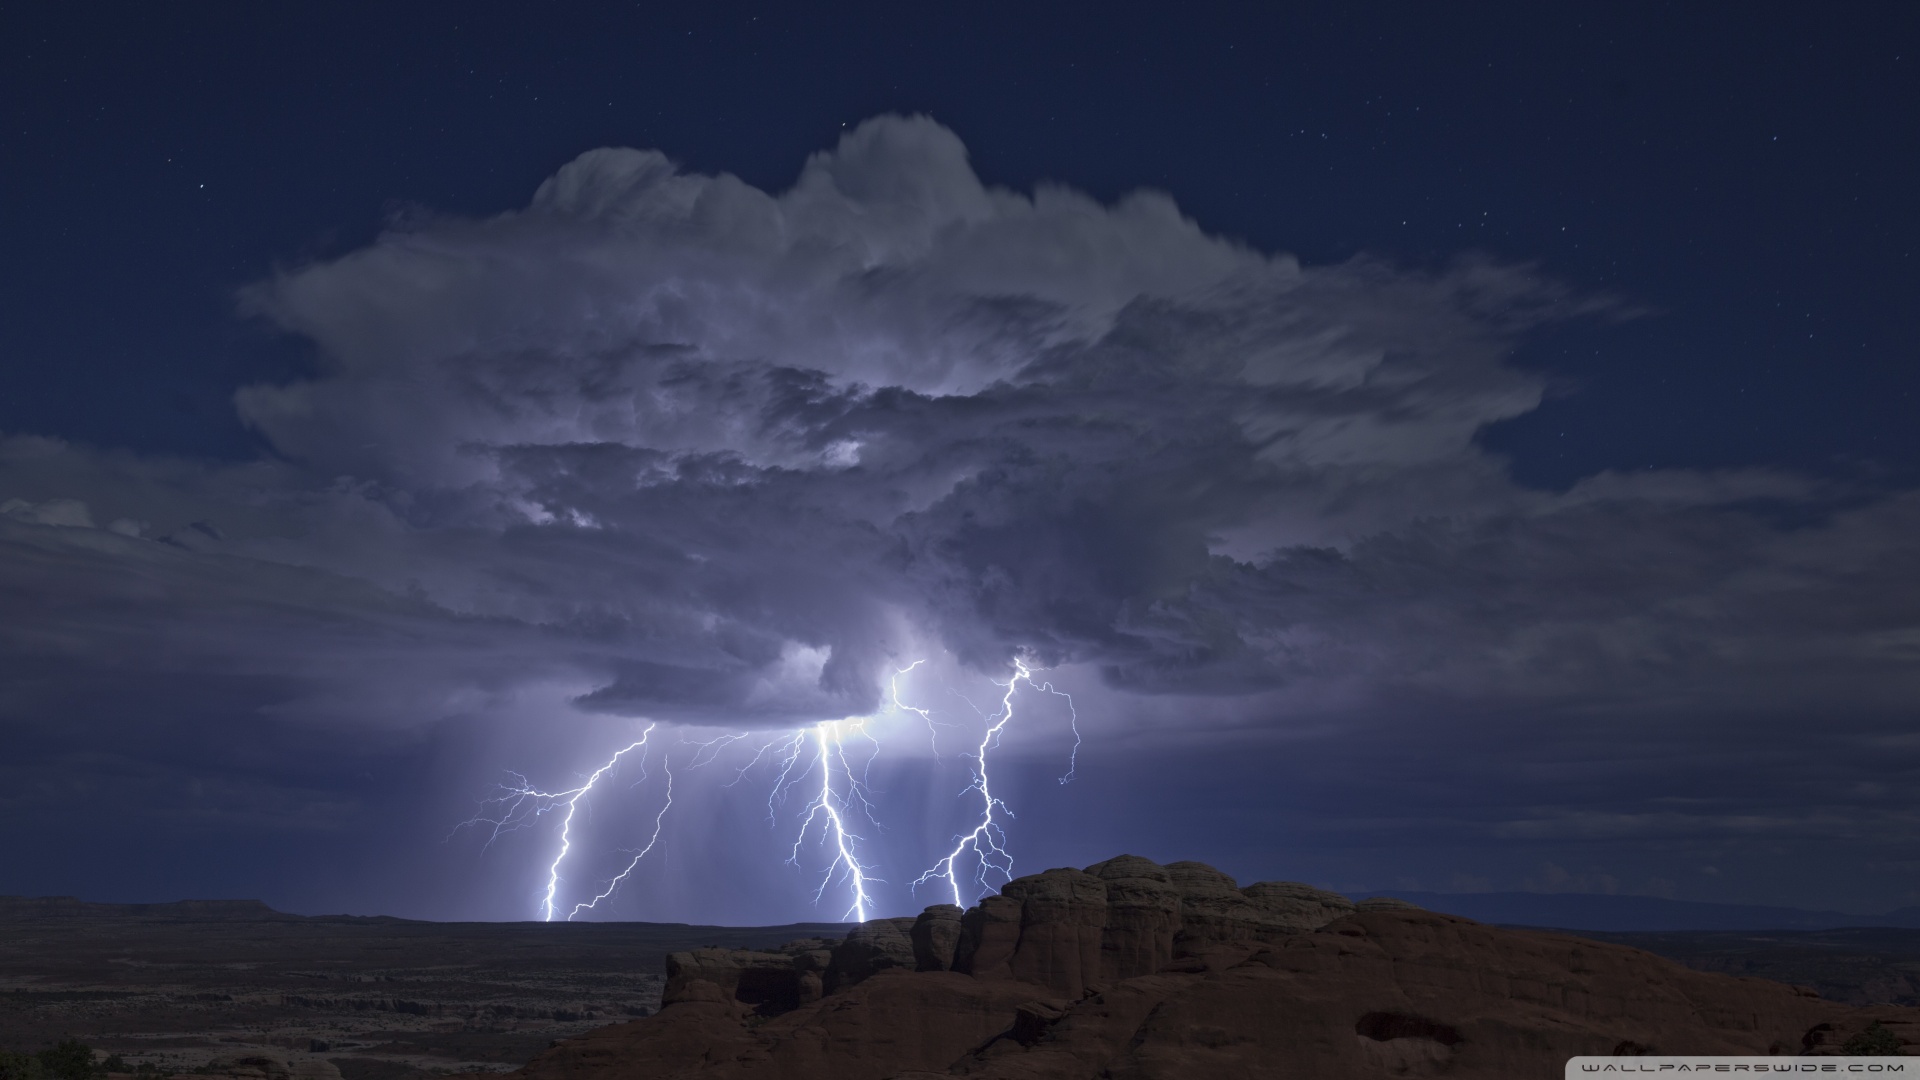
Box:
(517, 855), (1918, 1080)
(660, 938), (837, 1014)
(1083, 855), (1181, 982)
(909, 904), (964, 972)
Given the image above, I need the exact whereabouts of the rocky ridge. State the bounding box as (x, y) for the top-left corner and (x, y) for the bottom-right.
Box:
(520, 854), (1920, 1079)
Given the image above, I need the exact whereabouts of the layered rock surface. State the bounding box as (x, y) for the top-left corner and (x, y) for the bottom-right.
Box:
(523, 855), (1919, 1079)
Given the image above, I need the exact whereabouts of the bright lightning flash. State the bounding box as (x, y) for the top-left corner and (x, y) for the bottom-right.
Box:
(566, 758), (672, 921)
(789, 720), (876, 922)
(467, 659), (1078, 923)
(914, 659), (1078, 907)
(891, 659), (945, 757)
(456, 723), (661, 922)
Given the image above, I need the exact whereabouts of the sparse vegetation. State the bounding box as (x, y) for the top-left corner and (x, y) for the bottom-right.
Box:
(0, 1040), (111, 1080)
(0, 1051), (45, 1080)
(1843, 1021), (1904, 1056)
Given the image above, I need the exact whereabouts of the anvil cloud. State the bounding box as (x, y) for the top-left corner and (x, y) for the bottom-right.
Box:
(3, 116), (1916, 918)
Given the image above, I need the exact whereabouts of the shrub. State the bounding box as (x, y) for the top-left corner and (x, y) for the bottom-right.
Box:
(0, 1052), (46, 1080)
(37, 1041), (98, 1080)
(1844, 1022), (1904, 1056)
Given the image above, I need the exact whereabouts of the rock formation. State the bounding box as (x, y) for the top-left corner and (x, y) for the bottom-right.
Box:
(829, 917), (918, 992)
(909, 904), (963, 972)
(660, 938), (836, 1014)
(522, 855), (1919, 1079)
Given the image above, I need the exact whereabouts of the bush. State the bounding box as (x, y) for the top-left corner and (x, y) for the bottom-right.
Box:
(1843, 1022), (1904, 1056)
(0, 1052), (46, 1080)
(36, 1041), (97, 1080)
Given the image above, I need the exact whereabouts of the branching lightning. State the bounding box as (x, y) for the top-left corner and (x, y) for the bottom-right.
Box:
(914, 659), (1079, 907)
(891, 659), (945, 758)
(1031, 670), (1082, 785)
(455, 723), (660, 922)
(566, 758), (672, 920)
(791, 720), (877, 922)
(465, 659), (1081, 922)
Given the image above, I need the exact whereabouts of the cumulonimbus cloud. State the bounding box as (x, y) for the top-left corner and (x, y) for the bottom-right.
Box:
(2, 113), (1915, 747)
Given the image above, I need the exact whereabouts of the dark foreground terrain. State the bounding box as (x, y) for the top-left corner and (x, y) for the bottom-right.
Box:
(9, 880), (1920, 1080)
(515, 856), (1920, 1079)
(0, 896), (837, 1080)
(1565, 927), (1920, 1008)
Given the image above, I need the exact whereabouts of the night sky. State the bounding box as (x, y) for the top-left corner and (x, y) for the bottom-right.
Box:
(2, 4), (1917, 923)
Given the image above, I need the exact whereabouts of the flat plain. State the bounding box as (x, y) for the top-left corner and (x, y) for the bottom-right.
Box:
(0, 897), (839, 1080)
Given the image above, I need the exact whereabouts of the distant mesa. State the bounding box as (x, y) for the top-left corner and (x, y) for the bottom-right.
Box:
(514, 855), (1920, 1079)
(0, 896), (290, 920)
(1352, 889), (1920, 933)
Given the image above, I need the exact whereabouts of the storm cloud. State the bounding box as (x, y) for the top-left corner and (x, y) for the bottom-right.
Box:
(3, 115), (1916, 917)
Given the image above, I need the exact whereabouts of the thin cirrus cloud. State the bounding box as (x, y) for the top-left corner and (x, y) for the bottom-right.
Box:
(1, 115), (1916, 910)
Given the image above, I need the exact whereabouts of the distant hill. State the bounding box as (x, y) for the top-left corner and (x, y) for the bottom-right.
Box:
(8, 889), (1915, 935)
(0, 895), (291, 919)
(1354, 890), (1920, 932)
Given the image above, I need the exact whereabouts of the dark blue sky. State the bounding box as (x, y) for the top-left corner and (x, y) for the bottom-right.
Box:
(2, 4), (1917, 922)
(7, 4), (1914, 480)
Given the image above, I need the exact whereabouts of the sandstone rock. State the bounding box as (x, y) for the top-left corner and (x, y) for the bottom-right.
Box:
(1162, 860), (1269, 949)
(1083, 855), (1181, 982)
(1161, 860), (1237, 892)
(825, 916), (916, 993)
(1241, 880), (1357, 932)
(1353, 895), (1423, 912)
(910, 904), (964, 971)
(1081, 855), (1170, 881)
(1010, 998), (1070, 1046)
(1001, 867), (1107, 998)
(789, 947), (833, 1006)
(664, 976), (729, 1005)
(517, 856), (1920, 1080)
(662, 938), (837, 1013)
(661, 948), (782, 1008)
(522, 904), (1920, 1080)
(953, 893), (1022, 979)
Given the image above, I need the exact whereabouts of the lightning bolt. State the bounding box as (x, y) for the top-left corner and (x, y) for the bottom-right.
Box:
(1031, 670), (1081, 785)
(791, 720), (877, 922)
(892, 659), (945, 759)
(714, 718), (880, 922)
(915, 659), (1079, 906)
(464, 657), (1080, 923)
(454, 723), (661, 922)
(566, 758), (673, 921)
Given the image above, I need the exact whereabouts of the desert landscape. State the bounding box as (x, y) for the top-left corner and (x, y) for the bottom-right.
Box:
(8, 859), (1920, 1079)
(0, 895), (837, 1080)
(1574, 927), (1920, 1009)
(8, 9), (1916, 1080)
